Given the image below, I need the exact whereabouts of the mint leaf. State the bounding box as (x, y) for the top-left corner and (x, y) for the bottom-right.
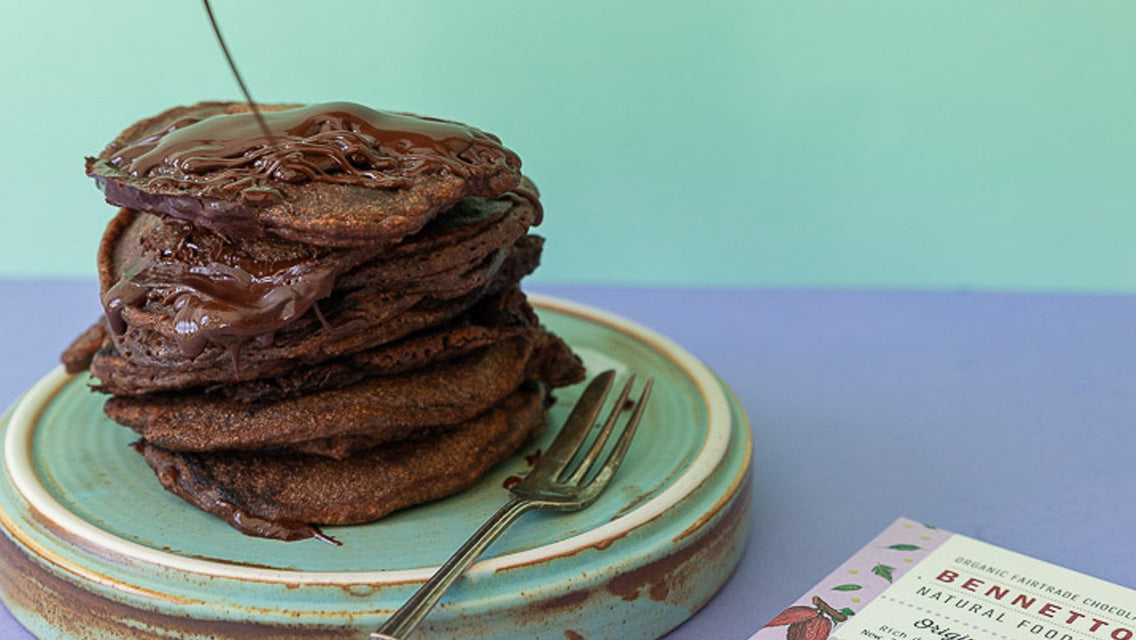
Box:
(872, 563), (896, 583)
(888, 544), (921, 551)
(832, 584), (862, 591)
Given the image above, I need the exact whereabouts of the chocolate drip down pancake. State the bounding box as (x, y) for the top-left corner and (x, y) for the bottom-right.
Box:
(64, 101), (584, 541)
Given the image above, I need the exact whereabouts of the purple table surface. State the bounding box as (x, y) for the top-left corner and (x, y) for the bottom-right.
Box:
(2, 280), (1135, 639)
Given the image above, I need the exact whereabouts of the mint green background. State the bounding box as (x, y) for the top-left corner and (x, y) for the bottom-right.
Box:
(2, 1), (1134, 290)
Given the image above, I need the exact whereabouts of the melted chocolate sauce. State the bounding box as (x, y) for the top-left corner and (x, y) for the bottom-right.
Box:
(103, 214), (361, 358)
(220, 498), (332, 543)
(106, 102), (512, 208)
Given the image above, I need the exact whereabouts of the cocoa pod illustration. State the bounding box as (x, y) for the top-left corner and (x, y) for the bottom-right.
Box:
(787, 615), (833, 640)
(765, 605), (820, 627)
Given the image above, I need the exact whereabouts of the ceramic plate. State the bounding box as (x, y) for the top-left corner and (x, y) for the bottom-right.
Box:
(0, 295), (751, 640)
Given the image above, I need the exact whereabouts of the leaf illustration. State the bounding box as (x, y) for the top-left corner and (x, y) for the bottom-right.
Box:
(831, 584), (862, 591)
(924, 523), (938, 530)
(872, 563), (895, 583)
(887, 544), (921, 551)
(840, 608), (856, 617)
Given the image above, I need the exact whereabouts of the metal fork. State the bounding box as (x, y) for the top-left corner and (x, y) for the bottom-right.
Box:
(371, 370), (653, 639)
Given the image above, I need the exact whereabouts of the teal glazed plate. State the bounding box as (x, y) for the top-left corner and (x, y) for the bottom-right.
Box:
(0, 295), (752, 640)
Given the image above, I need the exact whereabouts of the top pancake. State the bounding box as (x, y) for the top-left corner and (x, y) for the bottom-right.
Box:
(86, 101), (523, 247)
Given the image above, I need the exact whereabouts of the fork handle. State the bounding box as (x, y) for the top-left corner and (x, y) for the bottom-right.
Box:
(371, 497), (533, 639)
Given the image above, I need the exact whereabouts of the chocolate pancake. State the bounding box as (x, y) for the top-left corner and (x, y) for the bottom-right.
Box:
(98, 184), (538, 351)
(91, 189), (541, 389)
(93, 238), (541, 395)
(106, 334), (542, 456)
(334, 182), (541, 289)
(139, 384), (548, 541)
(61, 322), (105, 374)
(210, 303), (584, 407)
(84, 286), (534, 399)
(86, 102), (523, 248)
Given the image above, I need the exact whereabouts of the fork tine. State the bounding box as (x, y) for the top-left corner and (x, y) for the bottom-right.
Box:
(562, 374), (636, 484)
(523, 370), (616, 485)
(578, 377), (654, 504)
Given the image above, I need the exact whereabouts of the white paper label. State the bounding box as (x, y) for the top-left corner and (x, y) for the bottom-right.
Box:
(750, 519), (1136, 640)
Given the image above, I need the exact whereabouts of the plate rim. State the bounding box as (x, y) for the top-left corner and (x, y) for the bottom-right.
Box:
(2, 294), (734, 585)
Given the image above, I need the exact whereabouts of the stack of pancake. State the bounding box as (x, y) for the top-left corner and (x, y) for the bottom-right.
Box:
(62, 101), (584, 542)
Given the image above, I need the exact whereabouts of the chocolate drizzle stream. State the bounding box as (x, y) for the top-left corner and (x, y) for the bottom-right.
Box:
(201, 0), (274, 142)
